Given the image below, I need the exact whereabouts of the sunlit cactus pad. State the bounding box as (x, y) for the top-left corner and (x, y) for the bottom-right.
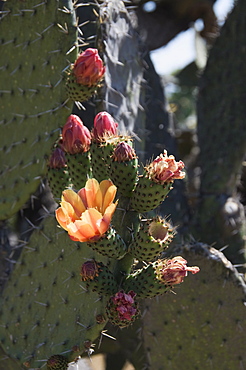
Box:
(0, 0), (77, 220)
(139, 243), (246, 369)
(0, 216), (109, 368)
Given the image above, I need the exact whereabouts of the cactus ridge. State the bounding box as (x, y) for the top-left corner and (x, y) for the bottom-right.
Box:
(0, 0), (78, 220)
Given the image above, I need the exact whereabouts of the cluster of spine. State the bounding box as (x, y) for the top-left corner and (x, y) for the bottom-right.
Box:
(49, 107), (199, 335)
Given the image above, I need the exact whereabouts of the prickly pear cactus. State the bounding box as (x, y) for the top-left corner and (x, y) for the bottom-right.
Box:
(137, 243), (246, 369)
(0, 216), (109, 368)
(0, 0), (77, 220)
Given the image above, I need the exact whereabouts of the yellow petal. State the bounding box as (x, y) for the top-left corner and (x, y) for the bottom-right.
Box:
(78, 178), (100, 209)
(62, 189), (86, 216)
(101, 181), (117, 213)
(55, 207), (69, 230)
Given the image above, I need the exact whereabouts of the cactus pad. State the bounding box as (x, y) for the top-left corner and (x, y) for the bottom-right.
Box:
(139, 243), (246, 369)
(0, 216), (109, 368)
(0, 0), (77, 219)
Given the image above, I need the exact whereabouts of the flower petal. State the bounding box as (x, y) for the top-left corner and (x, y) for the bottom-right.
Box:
(62, 189), (86, 216)
(100, 181), (117, 213)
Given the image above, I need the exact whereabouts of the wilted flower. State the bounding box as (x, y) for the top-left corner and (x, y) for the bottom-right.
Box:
(158, 256), (200, 286)
(48, 147), (66, 169)
(92, 111), (118, 142)
(147, 150), (185, 184)
(112, 142), (136, 162)
(55, 178), (117, 242)
(73, 48), (105, 87)
(80, 260), (99, 281)
(60, 114), (91, 154)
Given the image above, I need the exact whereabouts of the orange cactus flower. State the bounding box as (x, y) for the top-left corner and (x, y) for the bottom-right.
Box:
(55, 178), (117, 242)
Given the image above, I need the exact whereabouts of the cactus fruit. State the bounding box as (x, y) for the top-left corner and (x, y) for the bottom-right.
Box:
(0, 0), (77, 220)
(109, 142), (139, 197)
(123, 257), (199, 299)
(59, 114), (92, 190)
(47, 147), (70, 201)
(87, 227), (127, 259)
(80, 259), (118, 296)
(131, 151), (185, 213)
(129, 217), (174, 262)
(66, 48), (105, 102)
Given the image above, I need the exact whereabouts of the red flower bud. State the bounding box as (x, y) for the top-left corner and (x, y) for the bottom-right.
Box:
(92, 111), (118, 142)
(48, 147), (66, 169)
(73, 48), (105, 87)
(112, 142), (136, 162)
(80, 260), (99, 281)
(60, 114), (91, 154)
(158, 256), (200, 286)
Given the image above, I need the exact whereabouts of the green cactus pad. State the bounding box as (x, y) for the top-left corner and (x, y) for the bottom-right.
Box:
(0, 216), (109, 368)
(139, 243), (246, 369)
(0, 0), (77, 220)
(81, 260), (118, 296)
(123, 260), (172, 299)
(87, 227), (127, 259)
(65, 152), (91, 191)
(65, 69), (100, 102)
(131, 175), (173, 213)
(129, 217), (174, 262)
(109, 157), (138, 197)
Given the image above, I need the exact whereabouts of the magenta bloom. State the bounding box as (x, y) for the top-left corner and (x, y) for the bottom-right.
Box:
(48, 147), (66, 169)
(111, 290), (137, 321)
(60, 114), (91, 154)
(159, 256), (200, 286)
(92, 111), (118, 142)
(73, 48), (105, 87)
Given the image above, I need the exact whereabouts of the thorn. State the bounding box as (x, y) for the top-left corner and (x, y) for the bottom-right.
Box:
(57, 22), (69, 35)
(66, 44), (76, 55)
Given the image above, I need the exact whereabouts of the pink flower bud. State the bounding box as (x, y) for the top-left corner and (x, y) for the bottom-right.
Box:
(92, 111), (118, 142)
(48, 147), (66, 169)
(159, 256), (200, 286)
(147, 150), (185, 184)
(73, 48), (105, 87)
(60, 114), (91, 154)
(112, 142), (136, 162)
(80, 260), (99, 281)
